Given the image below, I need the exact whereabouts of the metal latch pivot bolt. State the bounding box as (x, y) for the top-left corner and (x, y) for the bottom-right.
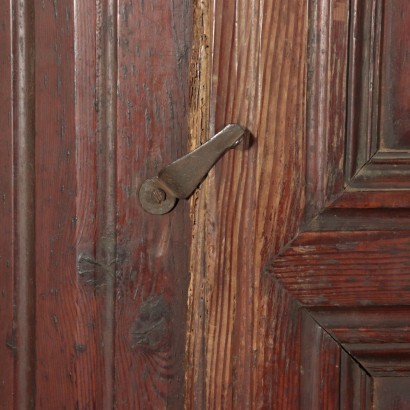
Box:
(139, 124), (245, 214)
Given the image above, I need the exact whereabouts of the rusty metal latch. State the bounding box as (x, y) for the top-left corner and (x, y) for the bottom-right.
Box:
(139, 124), (245, 214)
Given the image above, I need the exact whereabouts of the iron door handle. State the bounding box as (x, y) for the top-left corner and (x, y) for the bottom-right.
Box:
(139, 124), (245, 214)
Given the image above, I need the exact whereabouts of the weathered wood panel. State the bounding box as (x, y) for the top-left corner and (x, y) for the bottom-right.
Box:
(115, 0), (191, 407)
(12, 1), (36, 408)
(186, 0), (308, 407)
(381, 0), (410, 149)
(373, 378), (410, 410)
(301, 312), (341, 409)
(0, 1), (16, 408)
(187, 0), (410, 407)
(0, 0), (192, 408)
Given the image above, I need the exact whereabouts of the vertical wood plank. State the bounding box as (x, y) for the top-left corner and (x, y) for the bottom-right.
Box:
(115, 0), (192, 407)
(13, 1), (36, 408)
(301, 312), (341, 409)
(95, 0), (117, 407)
(260, 284), (302, 409)
(380, 0), (410, 149)
(340, 351), (373, 409)
(0, 2), (15, 408)
(186, 0), (307, 407)
(34, 0), (78, 406)
(185, 0), (211, 407)
(73, 0), (110, 407)
(306, 0), (349, 219)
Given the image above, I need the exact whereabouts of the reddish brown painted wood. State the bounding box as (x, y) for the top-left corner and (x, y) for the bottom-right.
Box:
(328, 192), (410, 209)
(35, 0), (79, 406)
(0, 1), (15, 408)
(380, 0), (410, 149)
(344, 0), (410, 194)
(13, 1), (36, 408)
(186, 0), (410, 408)
(2, 0), (410, 407)
(309, 307), (410, 377)
(373, 378), (410, 410)
(301, 311), (341, 409)
(260, 283), (302, 409)
(73, 0), (104, 407)
(348, 153), (410, 190)
(340, 351), (373, 410)
(271, 231), (410, 306)
(346, 0), (380, 178)
(114, 0), (191, 407)
(1, 0), (192, 408)
(306, 0), (350, 219)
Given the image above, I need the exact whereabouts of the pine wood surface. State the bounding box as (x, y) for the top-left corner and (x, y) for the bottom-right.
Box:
(186, 0), (307, 408)
(186, 0), (410, 408)
(1, 0), (410, 408)
(1, 0), (192, 408)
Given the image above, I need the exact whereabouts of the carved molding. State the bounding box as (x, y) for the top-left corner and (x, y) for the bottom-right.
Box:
(265, 1), (410, 406)
(300, 307), (410, 407)
(307, 0), (410, 215)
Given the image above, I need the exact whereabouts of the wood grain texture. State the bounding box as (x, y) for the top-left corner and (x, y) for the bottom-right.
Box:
(310, 307), (410, 377)
(35, 0), (79, 405)
(345, 0), (410, 194)
(346, 0), (380, 178)
(2, 0), (410, 407)
(75, 0), (115, 407)
(271, 231), (410, 307)
(114, 0), (191, 407)
(340, 351), (373, 410)
(95, 0), (117, 406)
(347, 152), (410, 191)
(186, 0), (307, 407)
(0, 2), (15, 408)
(380, 0), (410, 149)
(1, 0), (192, 407)
(185, 0), (211, 407)
(306, 0), (349, 219)
(187, 0), (410, 408)
(13, 1), (36, 408)
(258, 283), (302, 409)
(301, 311), (341, 409)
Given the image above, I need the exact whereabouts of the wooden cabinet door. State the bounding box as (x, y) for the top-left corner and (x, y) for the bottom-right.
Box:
(1, 0), (409, 409)
(187, 0), (410, 408)
(1, 0), (191, 408)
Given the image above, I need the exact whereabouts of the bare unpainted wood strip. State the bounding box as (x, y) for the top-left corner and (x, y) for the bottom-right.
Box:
(185, 0), (212, 407)
(12, 1), (36, 407)
(186, 0), (307, 408)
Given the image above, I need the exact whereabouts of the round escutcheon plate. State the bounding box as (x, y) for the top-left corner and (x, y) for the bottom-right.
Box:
(138, 177), (177, 215)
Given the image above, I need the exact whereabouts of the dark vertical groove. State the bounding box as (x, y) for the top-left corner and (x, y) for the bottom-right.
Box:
(12, 0), (36, 408)
(96, 0), (117, 408)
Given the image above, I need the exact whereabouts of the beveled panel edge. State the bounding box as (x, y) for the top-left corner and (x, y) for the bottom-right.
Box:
(307, 306), (410, 377)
